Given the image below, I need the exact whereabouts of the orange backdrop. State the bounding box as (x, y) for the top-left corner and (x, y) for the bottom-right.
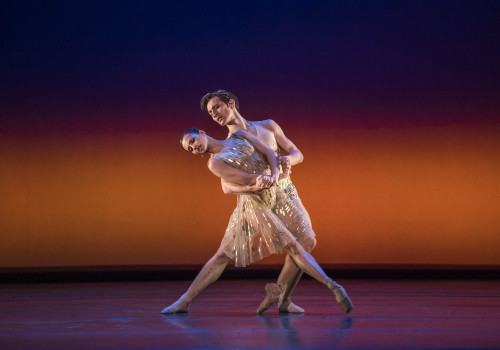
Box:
(1, 120), (499, 268)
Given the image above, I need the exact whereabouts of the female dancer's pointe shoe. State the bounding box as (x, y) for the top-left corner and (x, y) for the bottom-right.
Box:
(278, 300), (305, 314)
(327, 278), (353, 313)
(161, 299), (190, 314)
(257, 283), (282, 314)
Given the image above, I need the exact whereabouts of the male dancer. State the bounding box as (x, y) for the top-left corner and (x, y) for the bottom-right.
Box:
(200, 90), (317, 314)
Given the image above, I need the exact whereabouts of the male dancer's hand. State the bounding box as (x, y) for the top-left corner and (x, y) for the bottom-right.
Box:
(279, 156), (292, 176)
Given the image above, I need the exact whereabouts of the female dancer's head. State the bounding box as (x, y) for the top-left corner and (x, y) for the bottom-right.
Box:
(180, 128), (208, 154)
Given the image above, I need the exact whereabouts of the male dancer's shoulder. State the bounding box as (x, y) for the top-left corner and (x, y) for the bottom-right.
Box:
(256, 119), (280, 132)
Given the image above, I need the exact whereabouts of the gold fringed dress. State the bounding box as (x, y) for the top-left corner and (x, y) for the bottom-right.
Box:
(215, 134), (313, 267)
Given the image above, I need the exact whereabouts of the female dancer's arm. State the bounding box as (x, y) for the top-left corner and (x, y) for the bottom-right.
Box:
(208, 163), (276, 190)
(234, 129), (280, 183)
(208, 129), (281, 190)
(208, 159), (261, 186)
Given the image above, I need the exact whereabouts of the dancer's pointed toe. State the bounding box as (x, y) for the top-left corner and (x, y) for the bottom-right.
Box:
(161, 300), (190, 314)
(338, 295), (353, 314)
(257, 283), (283, 314)
(327, 279), (354, 313)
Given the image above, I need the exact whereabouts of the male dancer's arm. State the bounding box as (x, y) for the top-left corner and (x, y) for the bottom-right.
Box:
(261, 119), (303, 168)
(221, 164), (291, 194)
(221, 181), (260, 195)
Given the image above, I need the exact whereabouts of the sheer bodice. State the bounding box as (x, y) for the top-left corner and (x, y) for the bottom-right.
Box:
(214, 134), (313, 267)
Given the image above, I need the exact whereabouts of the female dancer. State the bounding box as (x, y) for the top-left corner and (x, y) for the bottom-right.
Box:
(161, 128), (353, 314)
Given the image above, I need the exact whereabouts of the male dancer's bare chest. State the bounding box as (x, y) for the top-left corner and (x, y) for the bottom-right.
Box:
(248, 123), (278, 151)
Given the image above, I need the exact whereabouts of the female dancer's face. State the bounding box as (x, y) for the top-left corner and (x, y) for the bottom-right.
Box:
(181, 131), (207, 154)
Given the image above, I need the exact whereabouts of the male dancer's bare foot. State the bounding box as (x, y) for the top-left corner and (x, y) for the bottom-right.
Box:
(161, 299), (190, 314)
(278, 300), (305, 314)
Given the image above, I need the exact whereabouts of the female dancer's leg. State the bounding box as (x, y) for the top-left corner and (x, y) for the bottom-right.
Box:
(161, 248), (231, 313)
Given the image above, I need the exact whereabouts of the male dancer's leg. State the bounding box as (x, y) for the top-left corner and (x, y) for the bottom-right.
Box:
(259, 196), (316, 314)
(277, 237), (316, 309)
(276, 255), (303, 311)
(283, 240), (353, 314)
(258, 236), (316, 314)
(278, 197), (316, 308)
(161, 248), (230, 313)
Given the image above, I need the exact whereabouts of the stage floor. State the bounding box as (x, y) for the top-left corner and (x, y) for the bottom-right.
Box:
(1, 279), (499, 349)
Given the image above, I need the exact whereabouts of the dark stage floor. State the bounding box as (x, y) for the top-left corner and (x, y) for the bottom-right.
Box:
(1, 279), (499, 349)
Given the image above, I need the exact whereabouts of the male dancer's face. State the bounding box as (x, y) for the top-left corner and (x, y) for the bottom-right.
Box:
(206, 97), (235, 126)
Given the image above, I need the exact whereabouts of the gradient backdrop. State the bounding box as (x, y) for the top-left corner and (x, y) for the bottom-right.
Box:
(1, 0), (499, 268)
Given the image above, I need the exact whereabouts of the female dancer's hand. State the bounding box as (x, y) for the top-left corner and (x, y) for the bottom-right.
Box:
(256, 175), (274, 189)
(270, 174), (278, 186)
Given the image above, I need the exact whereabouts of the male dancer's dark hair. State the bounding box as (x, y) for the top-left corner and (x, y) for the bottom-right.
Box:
(200, 89), (240, 112)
